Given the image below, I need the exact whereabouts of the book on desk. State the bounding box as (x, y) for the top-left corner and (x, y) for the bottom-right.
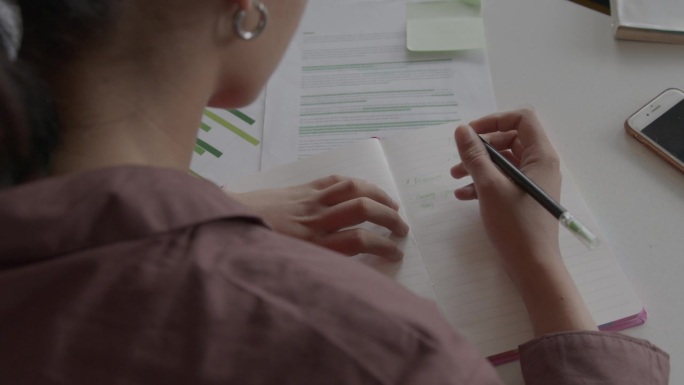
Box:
(230, 122), (646, 364)
(610, 0), (684, 44)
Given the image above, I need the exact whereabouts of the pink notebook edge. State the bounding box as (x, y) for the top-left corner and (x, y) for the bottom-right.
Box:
(487, 307), (648, 366)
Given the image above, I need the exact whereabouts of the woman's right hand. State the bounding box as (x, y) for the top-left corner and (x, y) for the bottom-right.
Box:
(450, 109), (597, 335)
(450, 109), (563, 277)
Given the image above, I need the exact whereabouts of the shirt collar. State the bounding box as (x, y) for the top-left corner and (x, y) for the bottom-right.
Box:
(0, 166), (267, 267)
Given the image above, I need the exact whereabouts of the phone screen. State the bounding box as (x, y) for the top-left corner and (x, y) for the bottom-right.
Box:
(642, 99), (684, 163)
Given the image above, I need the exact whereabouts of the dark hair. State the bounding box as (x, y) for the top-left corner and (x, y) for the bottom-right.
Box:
(0, 0), (112, 186)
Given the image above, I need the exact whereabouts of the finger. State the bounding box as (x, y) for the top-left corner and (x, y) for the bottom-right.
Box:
(319, 178), (399, 210)
(481, 132), (523, 163)
(469, 109), (552, 148)
(316, 229), (404, 261)
(450, 163), (468, 179)
(452, 131), (519, 180)
(454, 184), (478, 200)
(511, 137), (525, 160)
(313, 197), (409, 236)
(455, 125), (505, 187)
(452, 149), (519, 179)
(307, 175), (348, 190)
(499, 149), (521, 168)
(481, 131), (517, 151)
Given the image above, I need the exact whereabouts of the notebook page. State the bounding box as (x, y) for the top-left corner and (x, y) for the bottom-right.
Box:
(230, 139), (437, 301)
(380, 123), (643, 357)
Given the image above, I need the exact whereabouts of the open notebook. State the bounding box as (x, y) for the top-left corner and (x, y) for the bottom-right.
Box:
(231, 123), (645, 364)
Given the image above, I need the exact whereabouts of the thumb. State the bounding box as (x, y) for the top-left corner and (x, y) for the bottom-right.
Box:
(455, 125), (503, 186)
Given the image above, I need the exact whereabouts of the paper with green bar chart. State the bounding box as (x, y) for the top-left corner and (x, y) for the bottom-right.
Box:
(261, 2), (496, 169)
(190, 93), (264, 186)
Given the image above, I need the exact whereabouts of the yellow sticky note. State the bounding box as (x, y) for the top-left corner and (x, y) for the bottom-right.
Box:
(407, 1), (486, 52)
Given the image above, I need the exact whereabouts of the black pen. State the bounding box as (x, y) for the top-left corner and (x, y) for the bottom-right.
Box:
(479, 135), (600, 249)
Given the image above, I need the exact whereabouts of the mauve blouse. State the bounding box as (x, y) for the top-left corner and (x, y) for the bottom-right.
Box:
(0, 166), (669, 384)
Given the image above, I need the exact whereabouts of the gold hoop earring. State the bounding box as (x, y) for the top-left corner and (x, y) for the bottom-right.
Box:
(233, 3), (269, 41)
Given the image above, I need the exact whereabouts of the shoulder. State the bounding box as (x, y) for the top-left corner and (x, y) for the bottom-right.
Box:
(0, 213), (500, 384)
(170, 219), (502, 384)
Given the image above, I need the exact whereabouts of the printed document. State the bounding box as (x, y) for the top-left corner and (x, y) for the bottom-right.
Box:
(262, 2), (497, 169)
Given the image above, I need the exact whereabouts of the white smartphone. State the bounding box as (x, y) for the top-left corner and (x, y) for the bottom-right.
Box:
(625, 88), (684, 174)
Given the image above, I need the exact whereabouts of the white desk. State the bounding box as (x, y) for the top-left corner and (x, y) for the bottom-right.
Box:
(484, 0), (684, 382)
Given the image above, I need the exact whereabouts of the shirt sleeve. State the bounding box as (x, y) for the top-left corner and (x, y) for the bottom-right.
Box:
(518, 331), (669, 385)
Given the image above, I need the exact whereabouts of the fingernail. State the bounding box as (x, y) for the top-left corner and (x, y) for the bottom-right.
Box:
(401, 222), (410, 237)
(391, 248), (404, 261)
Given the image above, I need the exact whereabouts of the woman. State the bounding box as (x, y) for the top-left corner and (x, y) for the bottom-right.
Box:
(0, 0), (669, 383)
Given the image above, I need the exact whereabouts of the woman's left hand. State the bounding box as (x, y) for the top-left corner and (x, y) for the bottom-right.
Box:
(225, 175), (410, 261)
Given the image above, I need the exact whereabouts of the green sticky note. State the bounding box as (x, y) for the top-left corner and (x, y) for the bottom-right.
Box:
(407, 0), (486, 52)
